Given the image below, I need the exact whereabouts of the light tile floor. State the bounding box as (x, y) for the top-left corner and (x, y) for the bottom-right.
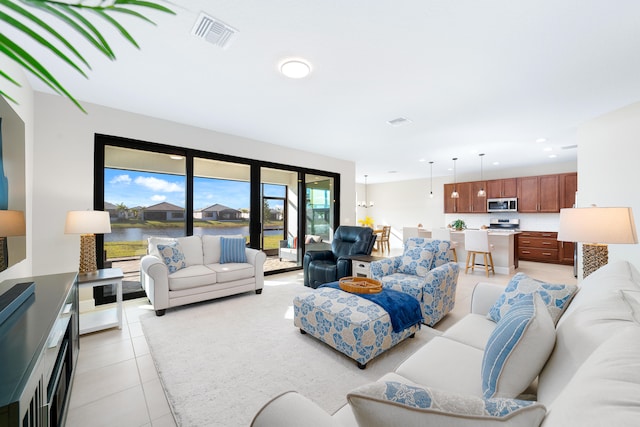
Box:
(66, 259), (576, 426)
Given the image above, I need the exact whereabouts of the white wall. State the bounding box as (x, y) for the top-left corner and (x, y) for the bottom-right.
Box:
(0, 62), (34, 282)
(32, 92), (355, 275)
(577, 101), (640, 268)
(358, 161), (577, 250)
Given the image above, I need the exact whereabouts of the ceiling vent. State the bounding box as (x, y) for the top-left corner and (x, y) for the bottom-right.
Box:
(387, 117), (412, 127)
(561, 144), (578, 150)
(192, 13), (238, 49)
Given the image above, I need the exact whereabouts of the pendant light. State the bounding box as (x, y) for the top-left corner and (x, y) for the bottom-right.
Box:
(357, 174), (374, 208)
(477, 153), (486, 197)
(451, 158), (460, 199)
(429, 161), (434, 199)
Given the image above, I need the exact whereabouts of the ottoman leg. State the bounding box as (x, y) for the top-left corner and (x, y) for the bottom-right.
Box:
(299, 329), (307, 335)
(357, 362), (367, 370)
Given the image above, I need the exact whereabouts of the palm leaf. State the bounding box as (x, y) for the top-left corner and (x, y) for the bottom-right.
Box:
(0, 10), (88, 77)
(23, 0), (114, 59)
(92, 8), (139, 48)
(1, 0), (90, 68)
(0, 0), (174, 111)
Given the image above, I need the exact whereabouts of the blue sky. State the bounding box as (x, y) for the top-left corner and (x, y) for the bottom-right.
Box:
(105, 169), (250, 210)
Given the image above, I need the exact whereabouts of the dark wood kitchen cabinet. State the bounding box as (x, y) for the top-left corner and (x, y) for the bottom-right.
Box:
(559, 172), (578, 209)
(517, 174), (560, 213)
(444, 181), (486, 213)
(517, 231), (574, 266)
(486, 178), (517, 198)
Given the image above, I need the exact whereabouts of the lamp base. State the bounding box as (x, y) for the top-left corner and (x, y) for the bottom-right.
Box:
(0, 236), (6, 272)
(582, 243), (608, 278)
(79, 234), (98, 274)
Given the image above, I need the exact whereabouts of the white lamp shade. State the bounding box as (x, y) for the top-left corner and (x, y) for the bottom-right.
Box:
(557, 207), (638, 244)
(65, 211), (112, 234)
(0, 210), (26, 237)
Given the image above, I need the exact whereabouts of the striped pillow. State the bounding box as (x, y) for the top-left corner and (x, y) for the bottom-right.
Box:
(220, 237), (247, 264)
(482, 293), (555, 399)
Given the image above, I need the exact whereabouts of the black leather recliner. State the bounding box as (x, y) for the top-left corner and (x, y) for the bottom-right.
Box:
(303, 226), (376, 288)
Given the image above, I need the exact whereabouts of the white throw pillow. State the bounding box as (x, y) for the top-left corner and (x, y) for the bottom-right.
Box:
(347, 380), (546, 427)
(487, 273), (577, 324)
(482, 293), (555, 399)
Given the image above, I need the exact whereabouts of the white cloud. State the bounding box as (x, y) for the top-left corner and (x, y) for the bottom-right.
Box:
(110, 174), (131, 185)
(134, 176), (183, 192)
(151, 195), (167, 202)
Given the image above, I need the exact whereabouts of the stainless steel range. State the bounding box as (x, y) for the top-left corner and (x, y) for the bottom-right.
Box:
(489, 218), (520, 231)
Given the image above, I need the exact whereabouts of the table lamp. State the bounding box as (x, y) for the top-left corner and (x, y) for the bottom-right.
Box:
(557, 206), (638, 278)
(65, 210), (111, 274)
(0, 210), (26, 271)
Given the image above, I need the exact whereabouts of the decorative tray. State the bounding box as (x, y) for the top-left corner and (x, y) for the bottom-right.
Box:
(338, 276), (383, 294)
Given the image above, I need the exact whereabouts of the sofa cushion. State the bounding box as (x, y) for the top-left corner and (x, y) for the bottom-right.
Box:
(442, 313), (497, 350)
(482, 293), (555, 399)
(157, 242), (187, 273)
(397, 247), (435, 277)
(541, 326), (640, 427)
(148, 236), (177, 259)
(168, 265), (217, 291)
(395, 336), (484, 396)
(347, 380), (546, 427)
(487, 273), (577, 324)
(220, 236), (248, 263)
(176, 235), (204, 266)
(208, 262), (255, 282)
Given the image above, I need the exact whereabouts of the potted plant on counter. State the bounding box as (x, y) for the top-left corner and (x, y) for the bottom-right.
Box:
(450, 219), (466, 231)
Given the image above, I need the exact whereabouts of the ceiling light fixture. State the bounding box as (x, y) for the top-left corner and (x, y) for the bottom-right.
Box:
(280, 59), (311, 79)
(429, 161), (434, 199)
(451, 158), (459, 199)
(477, 153), (486, 197)
(357, 175), (374, 208)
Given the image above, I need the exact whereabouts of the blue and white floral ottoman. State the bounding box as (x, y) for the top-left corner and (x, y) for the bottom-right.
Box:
(293, 286), (421, 369)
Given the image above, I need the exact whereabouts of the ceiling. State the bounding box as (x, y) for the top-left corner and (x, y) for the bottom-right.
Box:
(9, 0), (640, 183)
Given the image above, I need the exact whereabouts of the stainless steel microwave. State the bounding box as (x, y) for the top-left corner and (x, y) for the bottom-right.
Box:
(487, 198), (518, 212)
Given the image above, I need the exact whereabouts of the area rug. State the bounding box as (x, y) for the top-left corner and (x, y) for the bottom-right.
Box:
(140, 273), (439, 426)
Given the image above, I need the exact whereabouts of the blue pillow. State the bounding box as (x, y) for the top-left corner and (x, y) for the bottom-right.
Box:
(488, 272), (577, 324)
(220, 237), (247, 264)
(157, 242), (186, 273)
(482, 293), (555, 399)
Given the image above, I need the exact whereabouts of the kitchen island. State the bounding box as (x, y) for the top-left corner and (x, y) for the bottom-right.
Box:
(449, 230), (520, 275)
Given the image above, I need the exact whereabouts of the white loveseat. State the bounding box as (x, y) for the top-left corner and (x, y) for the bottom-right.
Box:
(140, 235), (266, 316)
(252, 261), (640, 426)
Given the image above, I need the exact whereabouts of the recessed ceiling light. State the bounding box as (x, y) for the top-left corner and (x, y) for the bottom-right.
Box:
(493, 161), (500, 165)
(548, 154), (557, 158)
(536, 138), (547, 143)
(280, 59), (311, 79)
(419, 158), (426, 162)
(388, 170), (398, 174)
(543, 147), (553, 152)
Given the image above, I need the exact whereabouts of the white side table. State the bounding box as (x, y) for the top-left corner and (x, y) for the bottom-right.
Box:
(77, 268), (124, 335)
(351, 255), (386, 278)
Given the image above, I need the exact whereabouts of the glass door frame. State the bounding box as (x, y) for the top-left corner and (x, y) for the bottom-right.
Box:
(94, 134), (341, 276)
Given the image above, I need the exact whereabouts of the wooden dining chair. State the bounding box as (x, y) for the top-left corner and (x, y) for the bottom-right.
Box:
(377, 226), (391, 252)
(430, 227), (458, 263)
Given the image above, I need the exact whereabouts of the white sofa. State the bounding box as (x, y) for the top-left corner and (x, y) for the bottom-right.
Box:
(140, 235), (266, 316)
(252, 260), (640, 426)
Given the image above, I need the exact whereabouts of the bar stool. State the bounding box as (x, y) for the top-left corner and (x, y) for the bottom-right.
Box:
(464, 229), (495, 276)
(430, 227), (458, 263)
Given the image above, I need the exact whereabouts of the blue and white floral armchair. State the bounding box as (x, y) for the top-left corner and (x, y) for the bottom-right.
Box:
(370, 238), (459, 326)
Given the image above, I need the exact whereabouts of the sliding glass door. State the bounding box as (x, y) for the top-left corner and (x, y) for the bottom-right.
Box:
(96, 135), (340, 285)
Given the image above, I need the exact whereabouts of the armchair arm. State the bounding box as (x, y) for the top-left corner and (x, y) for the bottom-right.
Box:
(371, 256), (401, 280)
(470, 282), (506, 315)
(421, 262), (459, 326)
(140, 255), (170, 311)
(251, 391), (336, 427)
(304, 250), (336, 262)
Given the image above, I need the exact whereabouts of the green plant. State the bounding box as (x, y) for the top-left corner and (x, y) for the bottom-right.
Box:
(450, 219), (466, 230)
(0, 0), (175, 111)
